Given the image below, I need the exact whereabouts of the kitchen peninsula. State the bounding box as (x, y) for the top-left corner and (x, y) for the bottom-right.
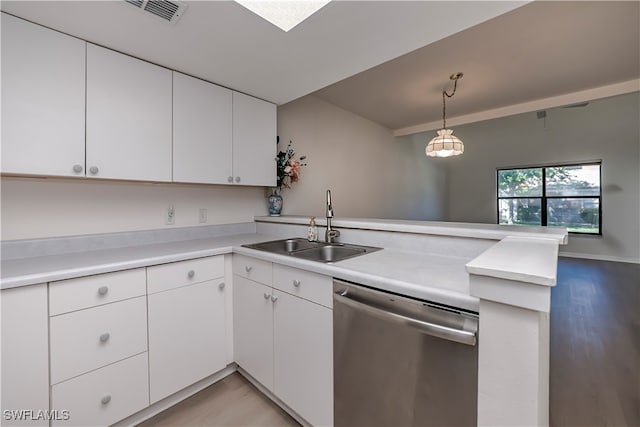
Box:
(1, 216), (566, 427)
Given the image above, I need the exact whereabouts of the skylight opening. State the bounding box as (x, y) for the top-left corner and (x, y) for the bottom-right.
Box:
(234, 0), (331, 32)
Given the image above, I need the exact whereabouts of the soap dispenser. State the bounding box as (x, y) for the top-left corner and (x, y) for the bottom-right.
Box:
(307, 217), (318, 242)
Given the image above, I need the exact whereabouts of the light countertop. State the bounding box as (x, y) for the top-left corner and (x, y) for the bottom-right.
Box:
(2, 233), (480, 312)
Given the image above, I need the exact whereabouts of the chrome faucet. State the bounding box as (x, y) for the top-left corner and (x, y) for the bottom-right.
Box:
(325, 189), (340, 243)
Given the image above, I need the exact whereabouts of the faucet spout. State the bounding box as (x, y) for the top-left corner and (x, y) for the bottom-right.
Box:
(325, 189), (340, 243)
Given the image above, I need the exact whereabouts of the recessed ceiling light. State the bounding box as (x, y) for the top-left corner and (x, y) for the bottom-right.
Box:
(234, 0), (331, 32)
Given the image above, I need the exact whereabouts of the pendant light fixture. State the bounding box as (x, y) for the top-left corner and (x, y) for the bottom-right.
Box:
(426, 72), (464, 158)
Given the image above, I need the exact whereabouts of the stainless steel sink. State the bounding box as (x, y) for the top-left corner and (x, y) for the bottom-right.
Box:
(244, 237), (324, 254)
(243, 238), (380, 263)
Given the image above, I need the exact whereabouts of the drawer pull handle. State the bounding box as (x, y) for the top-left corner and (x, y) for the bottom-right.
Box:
(264, 293), (270, 300)
(293, 279), (301, 287)
(270, 294), (278, 303)
(99, 333), (110, 343)
(101, 395), (111, 405)
(97, 286), (109, 296)
(219, 282), (225, 290)
(187, 270), (195, 279)
(245, 266), (252, 273)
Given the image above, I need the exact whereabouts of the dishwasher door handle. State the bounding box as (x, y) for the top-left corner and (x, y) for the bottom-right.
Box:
(334, 291), (477, 346)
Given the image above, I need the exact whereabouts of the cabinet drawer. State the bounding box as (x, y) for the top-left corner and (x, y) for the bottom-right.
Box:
(49, 268), (146, 316)
(273, 264), (332, 308)
(147, 256), (224, 294)
(50, 296), (147, 384)
(233, 254), (272, 286)
(51, 353), (149, 427)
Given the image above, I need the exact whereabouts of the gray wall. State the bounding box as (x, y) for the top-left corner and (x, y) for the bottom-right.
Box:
(277, 95), (447, 221)
(439, 92), (639, 262)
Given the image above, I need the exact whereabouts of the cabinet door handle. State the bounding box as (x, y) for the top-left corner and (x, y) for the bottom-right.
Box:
(97, 286), (109, 296)
(270, 294), (278, 303)
(187, 270), (195, 279)
(73, 164), (83, 173)
(89, 166), (99, 175)
(264, 293), (270, 300)
(99, 333), (110, 343)
(227, 176), (234, 183)
(293, 279), (301, 287)
(218, 282), (225, 290)
(101, 395), (111, 405)
(235, 176), (241, 183)
(245, 266), (252, 273)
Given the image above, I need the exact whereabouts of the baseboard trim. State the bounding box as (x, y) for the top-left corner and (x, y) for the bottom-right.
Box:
(117, 364), (237, 427)
(559, 252), (640, 264)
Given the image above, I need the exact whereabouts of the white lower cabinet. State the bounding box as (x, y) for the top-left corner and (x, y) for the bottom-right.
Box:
(51, 353), (149, 427)
(147, 256), (228, 403)
(233, 275), (275, 391)
(49, 296), (148, 384)
(273, 289), (333, 427)
(1, 284), (50, 427)
(234, 259), (334, 426)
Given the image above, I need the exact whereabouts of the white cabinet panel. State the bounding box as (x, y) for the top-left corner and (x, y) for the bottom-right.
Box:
(173, 72), (233, 184)
(233, 254), (272, 285)
(1, 284), (49, 426)
(1, 13), (86, 177)
(51, 353), (149, 427)
(232, 92), (277, 186)
(273, 263), (333, 308)
(148, 280), (228, 403)
(147, 256), (224, 295)
(274, 290), (333, 427)
(86, 44), (172, 182)
(49, 268), (146, 316)
(50, 296), (148, 384)
(233, 275), (274, 391)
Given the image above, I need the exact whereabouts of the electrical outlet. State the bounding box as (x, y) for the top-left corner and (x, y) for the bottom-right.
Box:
(198, 208), (207, 224)
(166, 205), (175, 225)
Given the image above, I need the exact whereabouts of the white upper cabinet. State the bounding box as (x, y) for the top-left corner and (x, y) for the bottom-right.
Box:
(232, 92), (277, 186)
(86, 44), (172, 182)
(1, 13), (86, 177)
(173, 72), (233, 184)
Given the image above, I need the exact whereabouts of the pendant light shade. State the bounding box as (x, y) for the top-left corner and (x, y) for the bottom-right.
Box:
(426, 72), (465, 158)
(426, 129), (464, 157)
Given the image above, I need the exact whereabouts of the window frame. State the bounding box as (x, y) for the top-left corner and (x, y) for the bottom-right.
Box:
(496, 161), (602, 236)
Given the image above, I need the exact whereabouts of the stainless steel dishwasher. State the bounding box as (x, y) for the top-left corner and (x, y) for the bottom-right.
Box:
(333, 279), (479, 427)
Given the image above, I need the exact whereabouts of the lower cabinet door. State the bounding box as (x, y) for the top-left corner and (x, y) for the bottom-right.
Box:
(273, 290), (333, 426)
(1, 284), (49, 427)
(148, 280), (228, 404)
(51, 353), (149, 427)
(233, 275), (274, 391)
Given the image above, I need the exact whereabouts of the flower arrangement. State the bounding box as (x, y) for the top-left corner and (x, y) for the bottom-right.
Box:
(275, 139), (307, 192)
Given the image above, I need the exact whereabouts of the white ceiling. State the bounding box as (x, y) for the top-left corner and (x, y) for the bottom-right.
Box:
(313, 1), (640, 133)
(3, 1), (637, 135)
(0, 0), (525, 106)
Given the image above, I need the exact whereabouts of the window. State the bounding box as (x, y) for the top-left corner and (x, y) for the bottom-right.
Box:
(497, 163), (601, 234)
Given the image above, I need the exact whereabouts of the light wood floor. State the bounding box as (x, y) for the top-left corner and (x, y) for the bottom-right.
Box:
(138, 258), (639, 427)
(137, 373), (300, 427)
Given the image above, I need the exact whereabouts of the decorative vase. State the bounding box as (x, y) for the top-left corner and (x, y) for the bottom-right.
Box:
(268, 190), (283, 216)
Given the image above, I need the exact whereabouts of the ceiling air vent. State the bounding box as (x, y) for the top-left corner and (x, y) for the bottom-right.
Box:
(124, 0), (188, 25)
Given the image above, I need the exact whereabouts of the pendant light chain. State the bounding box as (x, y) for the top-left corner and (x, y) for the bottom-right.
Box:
(442, 77), (459, 130)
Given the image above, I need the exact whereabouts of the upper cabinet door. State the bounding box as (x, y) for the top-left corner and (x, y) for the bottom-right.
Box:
(1, 13), (86, 177)
(173, 72), (233, 184)
(86, 44), (172, 182)
(232, 92), (276, 187)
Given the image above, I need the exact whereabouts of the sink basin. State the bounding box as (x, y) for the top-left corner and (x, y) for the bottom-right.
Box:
(290, 245), (368, 263)
(244, 238), (325, 254)
(243, 238), (380, 263)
